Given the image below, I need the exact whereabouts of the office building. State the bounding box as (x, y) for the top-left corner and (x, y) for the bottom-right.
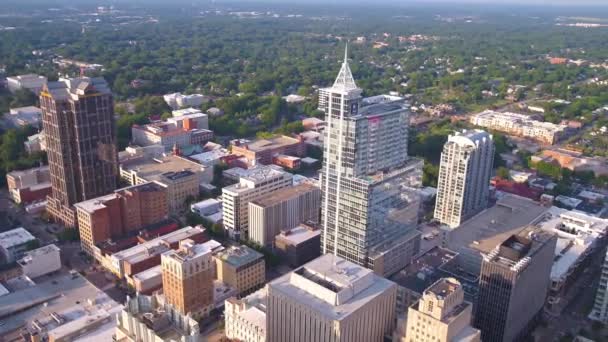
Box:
(17, 244), (61, 279)
(5, 106), (42, 127)
(6, 74), (47, 93)
(0, 228), (37, 264)
(116, 293), (202, 342)
(222, 165), (292, 240)
(267, 254), (398, 342)
(404, 278), (480, 342)
(248, 183), (321, 246)
(41, 77), (118, 227)
(538, 207), (608, 315)
(6, 165), (51, 204)
(162, 239), (216, 319)
(274, 224), (321, 267)
(470, 110), (566, 145)
(230, 135), (306, 166)
(434, 130), (494, 229)
(318, 46), (423, 275)
(131, 110), (211, 152)
(120, 154), (212, 213)
(225, 288), (267, 342)
(75, 182), (168, 256)
(474, 226), (556, 342)
(215, 245), (265, 296)
(591, 250), (608, 323)
(444, 194), (548, 275)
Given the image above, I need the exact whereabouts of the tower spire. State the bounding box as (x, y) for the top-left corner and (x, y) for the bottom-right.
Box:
(332, 43), (358, 91)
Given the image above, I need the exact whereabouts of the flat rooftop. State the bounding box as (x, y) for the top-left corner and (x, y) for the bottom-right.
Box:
(224, 165), (288, 183)
(216, 245), (263, 268)
(18, 244), (59, 266)
(250, 183), (318, 208)
(112, 226), (205, 265)
(0, 227), (36, 248)
(132, 264), (162, 282)
(43, 77), (111, 100)
(446, 194), (548, 255)
(275, 224), (321, 246)
(0, 272), (121, 337)
(233, 135), (301, 152)
(74, 182), (165, 214)
(121, 154), (203, 182)
(425, 277), (461, 298)
(269, 254), (395, 320)
(163, 240), (218, 262)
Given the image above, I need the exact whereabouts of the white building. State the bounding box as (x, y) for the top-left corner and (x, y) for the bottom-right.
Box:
(470, 110), (567, 144)
(115, 293), (202, 342)
(434, 130), (494, 229)
(169, 108), (209, 130)
(163, 92), (209, 110)
(188, 148), (230, 167)
(0, 227), (36, 263)
(24, 131), (46, 154)
(591, 250), (608, 323)
(222, 165), (292, 240)
(536, 208), (608, 315)
(225, 288), (267, 342)
(6, 74), (47, 93)
(17, 244), (61, 278)
(267, 254), (398, 342)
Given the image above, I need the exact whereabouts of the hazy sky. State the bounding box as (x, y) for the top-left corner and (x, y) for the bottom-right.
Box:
(240, 0), (608, 5)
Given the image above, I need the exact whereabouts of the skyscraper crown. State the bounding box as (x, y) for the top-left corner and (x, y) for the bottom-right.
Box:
(332, 44), (358, 91)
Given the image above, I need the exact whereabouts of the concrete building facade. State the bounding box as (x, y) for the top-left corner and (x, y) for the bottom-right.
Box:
(434, 130), (494, 229)
(404, 278), (480, 342)
(590, 250), (608, 323)
(248, 183), (321, 247)
(115, 293), (202, 342)
(40, 77), (118, 227)
(225, 288), (267, 342)
(274, 224), (322, 268)
(0, 228), (37, 264)
(222, 165), (292, 240)
(215, 246), (265, 297)
(470, 110), (566, 145)
(161, 239), (215, 319)
(230, 135), (306, 166)
(266, 254), (398, 342)
(17, 244), (61, 279)
(474, 226), (557, 342)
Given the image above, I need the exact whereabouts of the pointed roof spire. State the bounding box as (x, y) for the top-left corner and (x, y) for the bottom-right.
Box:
(332, 42), (358, 91)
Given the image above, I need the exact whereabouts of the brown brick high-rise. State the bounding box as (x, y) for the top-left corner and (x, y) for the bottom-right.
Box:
(40, 77), (118, 227)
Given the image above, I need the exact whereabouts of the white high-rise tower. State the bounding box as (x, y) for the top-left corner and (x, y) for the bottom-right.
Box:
(319, 45), (423, 276)
(434, 129), (494, 228)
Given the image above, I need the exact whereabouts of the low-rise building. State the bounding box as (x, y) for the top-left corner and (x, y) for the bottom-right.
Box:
(403, 278), (480, 342)
(163, 92), (209, 109)
(106, 226), (208, 279)
(470, 110), (567, 144)
(132, 112), (212, 152)
(274, 224), (321, 267)
(188, 148), (230, 167)
(230, 135), (306, 166)
(75, 182), (168, 257)
(5, 106), (42, 127)
(24, 131), (46, 154)
(225, 288), (267, 342)
(120, 154), (212, 213)
(248, 183), (321, 247)
(17, 244), (61, 279)
(302, 117), (326, 131)
(115, 293), (202, 342)
(131, 265), (163, 295)
(0, 228), (37, 264)
(215, 246), (265, 296)
(6, 165), (51, 204)
(536, 149), (608, 176)
(6, 74), (47, 93)
(266, 254), (398, 342)
(222, 165), (292, 240)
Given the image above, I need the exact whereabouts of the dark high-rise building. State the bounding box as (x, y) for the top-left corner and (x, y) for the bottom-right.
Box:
(474, 226), (556, 342)
(40, 77), (118, 227)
